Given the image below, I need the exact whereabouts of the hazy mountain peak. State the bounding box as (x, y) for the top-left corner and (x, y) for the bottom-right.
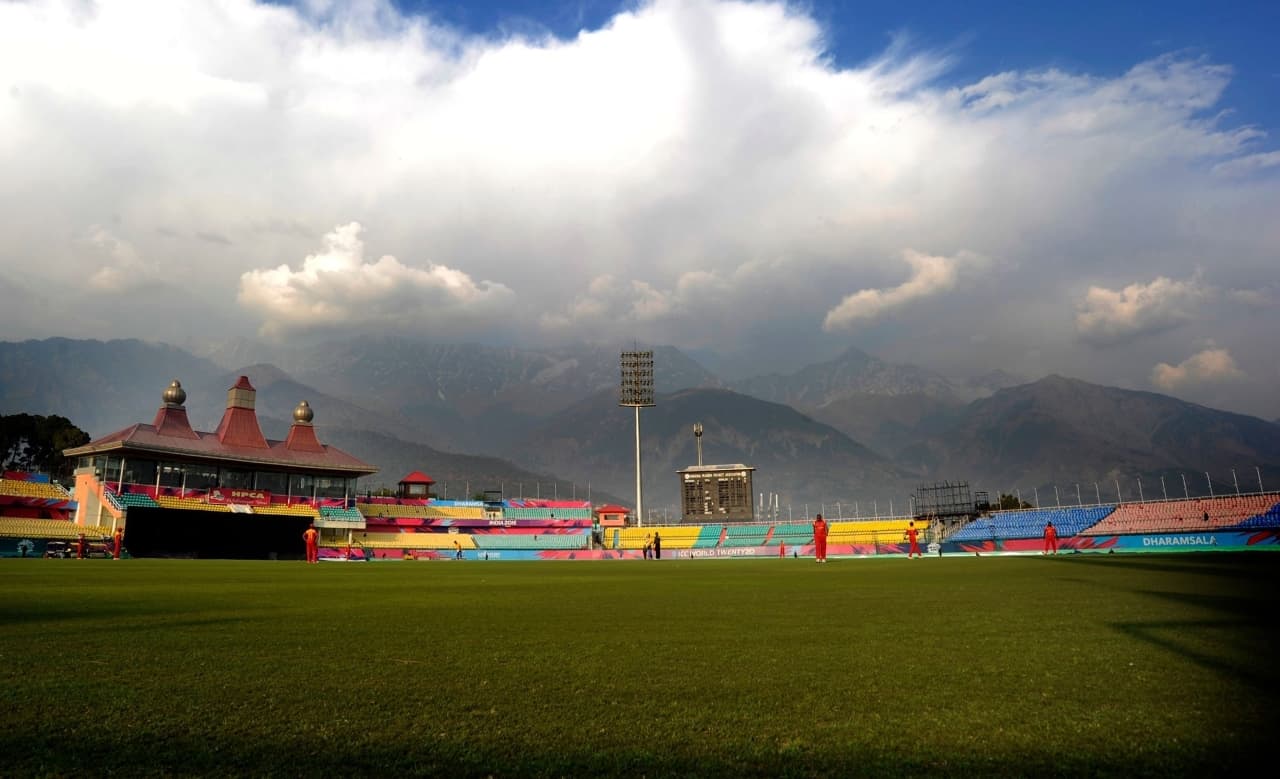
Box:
(732, 345), (955, 405)
(224, 363), (294, 387)
(834, 344), (876, 365)
(899, 372), (1280, 493)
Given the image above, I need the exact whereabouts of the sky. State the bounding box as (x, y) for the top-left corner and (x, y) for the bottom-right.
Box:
(1, 0), (1278, 418)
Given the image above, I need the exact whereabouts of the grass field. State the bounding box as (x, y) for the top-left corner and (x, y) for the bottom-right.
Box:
(2, 553), (1278, 777)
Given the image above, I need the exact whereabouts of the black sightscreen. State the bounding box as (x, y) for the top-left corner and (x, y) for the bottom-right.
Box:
(123, 508), (315, 560)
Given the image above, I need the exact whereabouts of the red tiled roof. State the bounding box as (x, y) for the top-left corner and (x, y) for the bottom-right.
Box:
(65, 423), (375, 475)
(151, 405), (198, 440)
(595, 504), (630, 514)
(284, 423), (324, 453)
(215, 406), (269, 449)
(231, 375), (255, 391)
(399, 470), (435, 484)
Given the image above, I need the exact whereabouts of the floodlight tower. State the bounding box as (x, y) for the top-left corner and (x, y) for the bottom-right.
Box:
(620, 350), (655, 527)
(693, 423), (703, 466)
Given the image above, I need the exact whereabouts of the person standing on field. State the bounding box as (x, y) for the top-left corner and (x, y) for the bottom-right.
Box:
(905, 521), (922, 559)
(1043, 521), (1058, 555)
(812, 514), (828, 563)
(113, 527), (123, 560)
(76, 532), (86, 560)
(303, 525), (319, 564)
(652, 532), (662, 560)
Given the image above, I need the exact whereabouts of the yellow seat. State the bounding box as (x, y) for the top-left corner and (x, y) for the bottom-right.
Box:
(615, 525), (703, 550)
(154, 496), (230, 512)
(0, 517), (105, 540)
(828, 518), (930, 544)
(360, 532), (477, 550)
(0, 478), (71, 500)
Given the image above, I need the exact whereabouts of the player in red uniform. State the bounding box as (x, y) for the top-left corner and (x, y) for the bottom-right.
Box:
(812, 514), (828, 563)
(303, 525), (319, 564)
(112, 527), (123, 560)
(76, 532), (86, 560)
(1043, 521), (1058, 555)
(905, 521), (922, 559)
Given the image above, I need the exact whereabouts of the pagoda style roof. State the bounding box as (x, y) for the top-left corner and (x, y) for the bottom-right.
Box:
(66, 375), (377, 476)
(399, 470), (435, 485)
(65, 423), (376, 475)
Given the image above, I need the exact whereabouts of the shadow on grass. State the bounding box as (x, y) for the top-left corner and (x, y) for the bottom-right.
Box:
(1134, 588), (1278, 618)
(0, 602), (276, 629)
(1053, 552), (1280, 581)
(0, 730), (1249, 778)
(1109, 616), (1280, 695)
(1109, 585), (1280, 693)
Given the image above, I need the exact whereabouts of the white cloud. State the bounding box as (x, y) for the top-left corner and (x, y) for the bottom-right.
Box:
(86, 227), (157, 291)
(1213, 151), (1280, 177)
(1229, 287), (1276, 307)
(0, 0), (1277, 415)
(1151, 347), (1244, 390)
(238, 222), (513, 338)
(539, 270), (728, 345)
(1075, 275), (1207, 346)
(823, 250), (982, 331)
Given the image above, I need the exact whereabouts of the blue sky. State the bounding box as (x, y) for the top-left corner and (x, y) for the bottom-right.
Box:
(387, 0), (1280, 130)
(1, 0), (1278, 418)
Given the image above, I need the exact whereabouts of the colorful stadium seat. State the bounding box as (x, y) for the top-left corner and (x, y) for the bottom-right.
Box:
(826, 518), (924, 544)
(154, 496), (230, 513)
(0, 478), (72, 500)
(721, 524), (769, 547)
(319, 506), (363, 521)
(470, 533), (588, 550)
(693, 525), (724, 548)
(0, 517), (107, 540)
(1082, 496), (1278, 536)
(116, 492), (160, 509)
(361, 532), (477, 550)
(768, 523), (814, 546)
(952, 506), (1115, 541)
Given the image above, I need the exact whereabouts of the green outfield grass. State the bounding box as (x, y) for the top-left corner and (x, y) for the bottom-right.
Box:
(2, 553), (1277, 777)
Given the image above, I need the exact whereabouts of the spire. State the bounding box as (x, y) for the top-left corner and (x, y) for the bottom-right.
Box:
(151, 379), (198, 439)
(284, 400), (324, 452)
(214, 376), (268, 448)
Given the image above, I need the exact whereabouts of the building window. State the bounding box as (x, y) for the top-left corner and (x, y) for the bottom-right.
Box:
(123, 459), (157, 487)
(315, 476), (347, 499)
(220, 468), (253, 489)
(289, 474), (315, 499)
(255, 471), (287, 493)
(185, 465), (218, 491)
(104, 456), (123, 482)
(158, 462), (184, 488)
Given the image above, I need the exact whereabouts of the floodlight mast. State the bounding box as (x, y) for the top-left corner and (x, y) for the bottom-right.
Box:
(620, 350), (655, 527)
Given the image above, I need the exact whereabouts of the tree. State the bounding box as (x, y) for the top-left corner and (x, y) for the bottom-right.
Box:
(996, 493), (1034, 510)
(0, 413), (90, 479)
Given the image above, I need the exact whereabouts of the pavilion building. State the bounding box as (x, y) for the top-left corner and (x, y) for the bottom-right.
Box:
(64, 376), (377, 558)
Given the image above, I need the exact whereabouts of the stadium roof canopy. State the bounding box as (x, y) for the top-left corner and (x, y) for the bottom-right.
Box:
(65, 376), (376, 477)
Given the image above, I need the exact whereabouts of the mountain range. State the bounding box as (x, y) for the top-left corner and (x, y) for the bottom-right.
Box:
(2, 336), (1278, 516)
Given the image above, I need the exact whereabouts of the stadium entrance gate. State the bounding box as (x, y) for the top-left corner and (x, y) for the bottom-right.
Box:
(124, 508), (313, 560)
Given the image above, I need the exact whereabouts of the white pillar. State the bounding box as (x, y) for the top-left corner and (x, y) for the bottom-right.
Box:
(634, 405), (644, 528)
